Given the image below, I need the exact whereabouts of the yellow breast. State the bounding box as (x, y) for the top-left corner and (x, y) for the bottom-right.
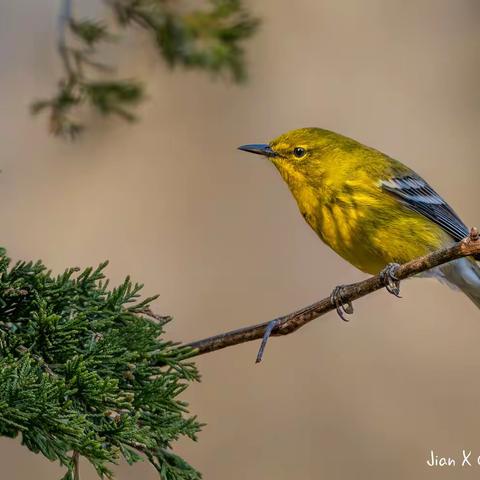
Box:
(272, 155), (450, 274)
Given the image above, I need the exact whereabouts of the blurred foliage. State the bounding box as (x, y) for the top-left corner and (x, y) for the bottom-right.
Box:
(0, 248), (202, 479)
(31, 0), (259, 138)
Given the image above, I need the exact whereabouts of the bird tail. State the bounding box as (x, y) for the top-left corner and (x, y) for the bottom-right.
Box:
(436, 257), (480, 309)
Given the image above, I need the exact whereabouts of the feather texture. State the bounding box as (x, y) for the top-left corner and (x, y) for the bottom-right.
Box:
(240, 127), (480, 309)
(381, 175), (470, 242)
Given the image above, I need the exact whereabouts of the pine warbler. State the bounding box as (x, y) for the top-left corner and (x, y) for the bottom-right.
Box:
(239, 128), (480, 317)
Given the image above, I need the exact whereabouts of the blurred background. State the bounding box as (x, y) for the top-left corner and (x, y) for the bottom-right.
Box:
(1, 0), (480, 478)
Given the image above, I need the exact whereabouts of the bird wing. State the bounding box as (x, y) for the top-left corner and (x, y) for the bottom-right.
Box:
(381, 174), (469, 242)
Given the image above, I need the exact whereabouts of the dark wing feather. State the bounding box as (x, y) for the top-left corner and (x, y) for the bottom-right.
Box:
(381, 175), (469, 242)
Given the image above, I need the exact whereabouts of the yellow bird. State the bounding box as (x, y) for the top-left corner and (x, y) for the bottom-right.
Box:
(239, 128), (480, 318)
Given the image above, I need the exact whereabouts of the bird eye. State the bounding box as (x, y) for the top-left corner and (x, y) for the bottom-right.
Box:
(293, 147), (306, 158)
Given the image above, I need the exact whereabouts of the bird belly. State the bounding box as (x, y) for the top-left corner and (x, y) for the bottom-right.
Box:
(311, 203), (450, 276)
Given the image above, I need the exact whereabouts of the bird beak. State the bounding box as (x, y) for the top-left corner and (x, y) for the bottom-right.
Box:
(238, 144), (277, 157)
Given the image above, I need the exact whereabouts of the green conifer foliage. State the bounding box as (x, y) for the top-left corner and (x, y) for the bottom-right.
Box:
(0, 248), (201, 479)
(31, 0), (259, 138)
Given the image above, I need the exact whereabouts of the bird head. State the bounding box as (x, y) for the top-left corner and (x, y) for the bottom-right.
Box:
(239, 128), (341, 188)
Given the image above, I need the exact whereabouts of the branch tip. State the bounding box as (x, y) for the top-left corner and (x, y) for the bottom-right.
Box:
(469, 227), (479, 242)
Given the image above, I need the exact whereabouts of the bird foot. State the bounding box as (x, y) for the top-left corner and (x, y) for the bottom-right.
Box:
(330, 285), (354, 322)
(380, 263), (401, 297)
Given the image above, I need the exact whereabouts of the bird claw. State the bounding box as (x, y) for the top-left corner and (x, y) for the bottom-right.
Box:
(380, 263), (401, 297)
(330, 285), (354, 321)
(257, 263), (402, 360)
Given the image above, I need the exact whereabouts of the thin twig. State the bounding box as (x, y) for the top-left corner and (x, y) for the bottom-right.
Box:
(58, 0), (74, 78)
(16, 346), (56, 376)
(184, 228), (480, 362)
(72, 451), (80, 480)
(140, 308), (172, 327)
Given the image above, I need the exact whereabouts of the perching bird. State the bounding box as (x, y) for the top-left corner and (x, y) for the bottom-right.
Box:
(239, 128), (480, 318)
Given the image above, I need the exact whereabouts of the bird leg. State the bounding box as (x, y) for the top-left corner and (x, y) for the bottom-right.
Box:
(380, 263), (401, 297)
(258, 263), (402, 360)
(330, 285), (354, 321)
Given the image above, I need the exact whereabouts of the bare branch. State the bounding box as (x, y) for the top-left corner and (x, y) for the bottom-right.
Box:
(58, 0), (74, 79)
(184, 228), (480, 362)
(72, 450), (80, 480)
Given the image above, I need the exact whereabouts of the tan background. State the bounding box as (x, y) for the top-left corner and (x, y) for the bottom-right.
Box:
(1, 0), (480, 479)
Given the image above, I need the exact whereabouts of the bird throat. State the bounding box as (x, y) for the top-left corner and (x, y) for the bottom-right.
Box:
(272, 160), (357, 255)
(273, 161), (321, 230)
